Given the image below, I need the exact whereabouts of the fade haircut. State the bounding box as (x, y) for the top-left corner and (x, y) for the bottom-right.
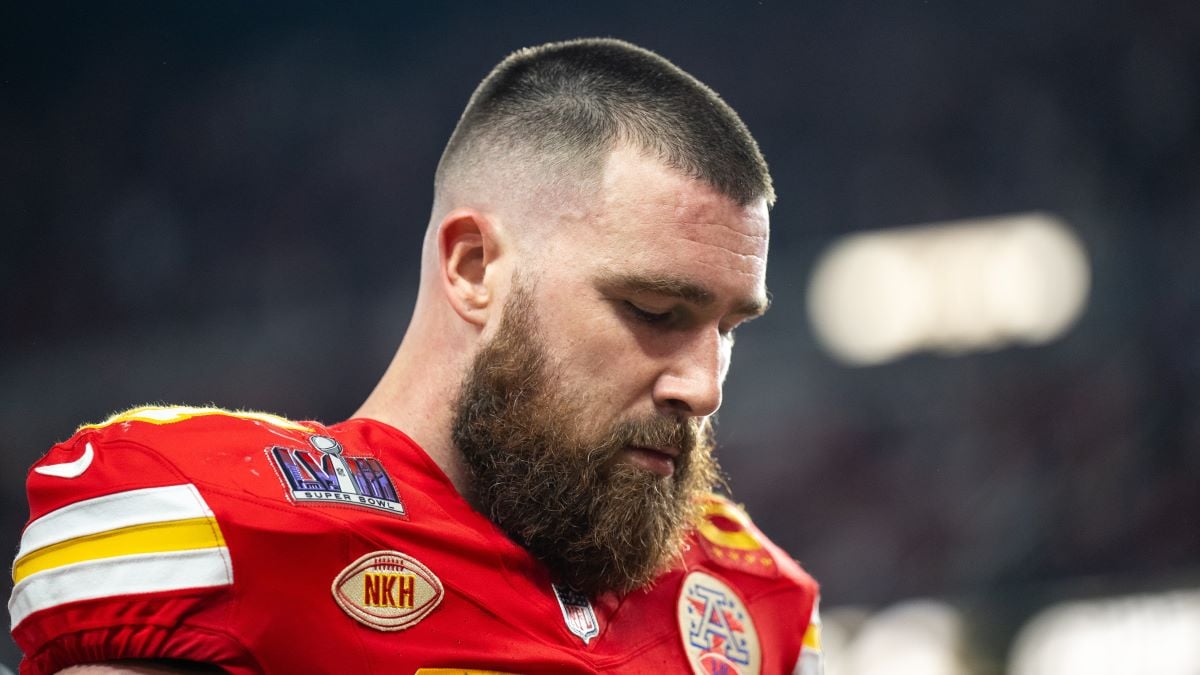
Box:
(434, 38), (775, 210)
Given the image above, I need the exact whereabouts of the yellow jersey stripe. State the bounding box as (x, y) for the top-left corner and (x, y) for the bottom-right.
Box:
(802, 620), (821, 650)
(13, 516), (225, 585)
(79, 404), (312, 433)
(803, 599), (822, 651)
(17, 484), (215, 561)
(10, 548), (233, 630)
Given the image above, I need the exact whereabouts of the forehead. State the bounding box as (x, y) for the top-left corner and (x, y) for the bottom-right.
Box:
(567, 147), (770, 293)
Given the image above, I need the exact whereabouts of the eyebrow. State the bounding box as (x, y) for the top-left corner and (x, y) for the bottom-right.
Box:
(594, 271), (771, 317)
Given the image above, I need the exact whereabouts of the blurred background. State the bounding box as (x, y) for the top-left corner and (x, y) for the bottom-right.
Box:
(3, 1), (1199, 672)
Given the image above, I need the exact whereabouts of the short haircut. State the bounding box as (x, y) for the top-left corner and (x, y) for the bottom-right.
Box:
(435, 38), (774, 208)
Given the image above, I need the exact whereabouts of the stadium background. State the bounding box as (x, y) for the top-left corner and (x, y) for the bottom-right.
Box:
(2, 1), (1198, 672)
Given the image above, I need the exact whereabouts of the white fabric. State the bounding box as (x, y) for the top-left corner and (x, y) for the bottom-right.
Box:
(792, 598), (824, 675)
(8, 547), (233, 628)
(793, 650), (825, 675)
(16, 484), (213, 559)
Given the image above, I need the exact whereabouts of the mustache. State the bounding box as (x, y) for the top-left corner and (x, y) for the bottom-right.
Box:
(601, 415), (712, 456)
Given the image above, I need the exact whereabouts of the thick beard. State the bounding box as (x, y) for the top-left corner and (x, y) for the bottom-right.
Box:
(451, 283), (719, 596)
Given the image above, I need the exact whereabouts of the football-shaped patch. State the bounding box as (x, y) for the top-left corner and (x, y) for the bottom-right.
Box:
(332, 550), (444, 631)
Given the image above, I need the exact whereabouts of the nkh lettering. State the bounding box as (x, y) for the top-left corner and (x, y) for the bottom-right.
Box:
(333, 550), (444, 631)
(363, 572), (416, 608)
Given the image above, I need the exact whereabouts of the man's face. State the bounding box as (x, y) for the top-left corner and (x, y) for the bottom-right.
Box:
(452, 147), (770, 596)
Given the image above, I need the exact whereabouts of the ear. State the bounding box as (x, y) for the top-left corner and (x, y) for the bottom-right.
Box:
(437, 208), (504, 327)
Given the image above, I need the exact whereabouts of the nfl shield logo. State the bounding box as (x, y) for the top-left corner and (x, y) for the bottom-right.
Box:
(553, 584), (600, 645)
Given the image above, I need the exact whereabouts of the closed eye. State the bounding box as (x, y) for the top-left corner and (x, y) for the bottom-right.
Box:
(623, 301), (672, 325)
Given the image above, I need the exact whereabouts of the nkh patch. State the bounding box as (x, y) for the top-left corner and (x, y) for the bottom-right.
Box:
(267, 434), (406, 516)
(678, 570), (761, 675)
(553, 584), (600, 644)
(332, 550), (444, 631)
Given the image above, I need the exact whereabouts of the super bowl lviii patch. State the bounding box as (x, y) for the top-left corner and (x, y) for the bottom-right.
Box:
(332, 550), (444, 631)
(268, 435), (406, 516)
(678, 570), (761, 675)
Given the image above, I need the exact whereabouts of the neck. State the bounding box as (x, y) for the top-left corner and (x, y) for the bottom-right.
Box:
(352, 327), (472, 495)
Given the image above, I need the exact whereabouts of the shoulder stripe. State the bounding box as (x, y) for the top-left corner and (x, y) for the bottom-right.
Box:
(793, 598), (824, 675)
(79, 405), (313, 433)
(9, 484), (232, 629)
(8, 547), (233, 629)
(803, 600), (822, 650)
(15, 484), (214, 560)
(13, 517), (224, 585)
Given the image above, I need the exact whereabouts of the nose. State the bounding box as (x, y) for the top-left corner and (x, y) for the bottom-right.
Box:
(652, 328), (727, 418)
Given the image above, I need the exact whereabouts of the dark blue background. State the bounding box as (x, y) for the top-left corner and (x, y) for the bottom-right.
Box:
(3, 1), (1198, 669)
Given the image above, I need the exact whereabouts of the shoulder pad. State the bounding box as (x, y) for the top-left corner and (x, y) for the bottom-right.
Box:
(79, 404), (315, 434)
(693, 493), (813, 584)
(69, 404), (320, 465)
(23, 403), (323, 529)
(11, 405), (316, 665)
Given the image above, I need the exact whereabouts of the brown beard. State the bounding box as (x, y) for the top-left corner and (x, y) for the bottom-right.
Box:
(451, 282), (720, 596)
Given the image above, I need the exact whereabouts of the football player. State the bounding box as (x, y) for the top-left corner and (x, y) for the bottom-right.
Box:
(11, 38), (822, 675)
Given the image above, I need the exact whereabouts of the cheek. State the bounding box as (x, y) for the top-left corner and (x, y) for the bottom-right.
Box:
(531, 279), (657, 398)
(573, 327), (637, 376)
(556, 318), (657, 396)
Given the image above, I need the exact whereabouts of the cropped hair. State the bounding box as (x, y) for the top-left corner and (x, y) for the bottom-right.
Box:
(435, 38), (774, 207)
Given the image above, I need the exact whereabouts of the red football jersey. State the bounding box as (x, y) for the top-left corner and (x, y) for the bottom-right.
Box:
(9, 406), (822, 675)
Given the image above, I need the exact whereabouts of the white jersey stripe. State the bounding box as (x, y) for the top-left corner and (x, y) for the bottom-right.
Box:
(792, 597), (825, 675)
(8, 547), (233, 629)
(16, 484), (214, 560)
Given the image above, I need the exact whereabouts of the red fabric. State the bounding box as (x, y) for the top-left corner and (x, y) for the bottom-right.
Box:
(13, 412), (817, 674)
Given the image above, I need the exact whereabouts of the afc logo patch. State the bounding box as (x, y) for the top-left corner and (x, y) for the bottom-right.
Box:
(677, 570), (761, 675)
(267, 435), (406, 516)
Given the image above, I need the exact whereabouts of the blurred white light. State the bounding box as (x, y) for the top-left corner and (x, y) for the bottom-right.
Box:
(805, 238), (934, 365)
(807, 213), (1090, 365)
(1009, 589), (1200, 675)
(835, 599), (967, 675)
(821, 606), (870, 675)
